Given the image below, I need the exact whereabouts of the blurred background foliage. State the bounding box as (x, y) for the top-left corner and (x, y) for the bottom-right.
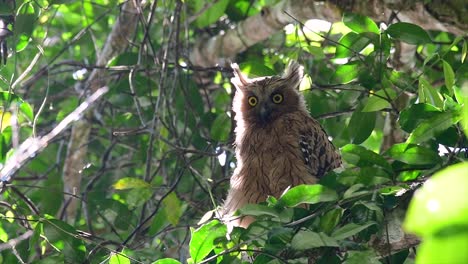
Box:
(0, 0), (467, 263)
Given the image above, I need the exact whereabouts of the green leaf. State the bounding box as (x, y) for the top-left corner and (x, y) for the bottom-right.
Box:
(341, 144), (391, 171)
(415, 234), (468, 264)
(319, 208), (343, 234)
(342, 184), (371, 199)
(291, 230), (339, 250)
(152, 259), (182, 264)
(343, 13), (379, 34)
(42, 219), (86, 263)
(149, 208), (167, 236)
(399, 103), (441, 133)
(347, 109), (376, 144)
(331, 222), (376, 240)
(418, 76), (443, 108)
(344, 250), (380, 264)
(210, 113), (231, 141)
(407, 111), (459, 144)
(461, 82), (468, 137)
(19, 101), (34, 121)
(386, 22), (431, 44)
(304, 45), (325, 59)
(362, 89), (397, 112)
(225, 0), (260, 21)
(442, 60), (455, 96)
(108, 52), (139, 66)
(163, 192), (185, 226)
(15, 14), (36, 37)
(189, 220), (227, 262)
(239, 204), (280, 218)
(193, 0), (230, 28)
(462, 40), (467, 63)
(109, 252), (131, 264)
(336, 32), (372, 59)
(338, 167), (390, 186)
(404, 162), (468, 236)
(113, 177), (150, 190)
(126, 187), (153, 208)
(386, 143), (441, 165)
(277, 184), (338, 207)
(332, 61), (361, 84)
(239, 61), (276, 77)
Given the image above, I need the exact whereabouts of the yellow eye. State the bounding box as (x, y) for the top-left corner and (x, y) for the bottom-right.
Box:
(272, 93), (283, 104)
(248, 96), (258, 106)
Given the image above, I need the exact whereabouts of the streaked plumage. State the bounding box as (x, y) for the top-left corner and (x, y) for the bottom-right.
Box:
(224, 62), (341, 227)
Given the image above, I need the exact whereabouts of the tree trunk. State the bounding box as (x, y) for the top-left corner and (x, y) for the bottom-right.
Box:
(190, 0), (466, 67)
(61, 1), (141, 222)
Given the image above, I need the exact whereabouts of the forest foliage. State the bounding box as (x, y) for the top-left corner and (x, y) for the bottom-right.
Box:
(0, 0), (467, 263)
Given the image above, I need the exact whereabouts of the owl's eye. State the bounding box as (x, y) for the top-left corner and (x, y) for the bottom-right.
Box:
(248, 96), (258, 106)
(272, 93), (283, 104)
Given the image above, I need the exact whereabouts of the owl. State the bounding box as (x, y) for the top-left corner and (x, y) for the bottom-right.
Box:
(223, 61), (341, 228)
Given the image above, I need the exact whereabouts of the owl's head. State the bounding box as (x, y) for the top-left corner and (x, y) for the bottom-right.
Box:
(231, 62), (307, 126)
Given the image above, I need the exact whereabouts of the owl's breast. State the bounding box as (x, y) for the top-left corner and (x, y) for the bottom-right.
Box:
(234, 114), (315, 197)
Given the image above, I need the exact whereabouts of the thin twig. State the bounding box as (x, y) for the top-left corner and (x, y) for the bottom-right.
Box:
(0, 86), (109, 184)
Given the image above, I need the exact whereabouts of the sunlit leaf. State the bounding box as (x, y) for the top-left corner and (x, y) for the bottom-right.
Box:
(193, 0), (230, 28)
(113, 177), (150, 190)
(460, 82), (468, 137)
(0, 111), (12, 132)
(109, 252), (131, 264)
(336, 32), (371, 58)
(462, 40), (467, 63)
(418, 76), (443, 108)
(239, 61), (276, 76)
(19, 101), (34, 121)
(362, 89), (397, 112)
(277, 184), (338, 207)
(442, 60), (455, 96)
(343, 13), (379, 34)
(189, 220), (227, 262)
(385, 143), (441, 165)
(415, 234), (468, 264)
(404, 162), (468, 236)
(332, 61), (361, 84)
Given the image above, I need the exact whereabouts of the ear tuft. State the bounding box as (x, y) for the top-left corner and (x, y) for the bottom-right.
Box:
(231, 63), (250, 91)
(282, 61), (304, 89)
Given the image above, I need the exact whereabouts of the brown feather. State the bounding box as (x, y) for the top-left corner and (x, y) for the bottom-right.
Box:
(224, 62), (341, 228)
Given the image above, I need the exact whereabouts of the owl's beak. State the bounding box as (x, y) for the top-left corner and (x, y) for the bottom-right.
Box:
(259, 104), (271, 123)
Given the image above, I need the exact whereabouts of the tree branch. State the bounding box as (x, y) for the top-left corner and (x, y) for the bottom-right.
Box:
(61, 0), (141, 222)
(190, 0), (466, 67)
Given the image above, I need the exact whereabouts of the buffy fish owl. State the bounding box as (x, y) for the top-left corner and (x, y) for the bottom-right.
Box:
(223, 62), (341, 227)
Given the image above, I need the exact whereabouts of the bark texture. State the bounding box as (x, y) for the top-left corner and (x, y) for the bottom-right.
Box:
(190, 0), (467, 67)
(61, 1), (140, 222)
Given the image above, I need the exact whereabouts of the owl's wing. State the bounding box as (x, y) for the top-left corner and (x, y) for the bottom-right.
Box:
(299, 118), (341, 178)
